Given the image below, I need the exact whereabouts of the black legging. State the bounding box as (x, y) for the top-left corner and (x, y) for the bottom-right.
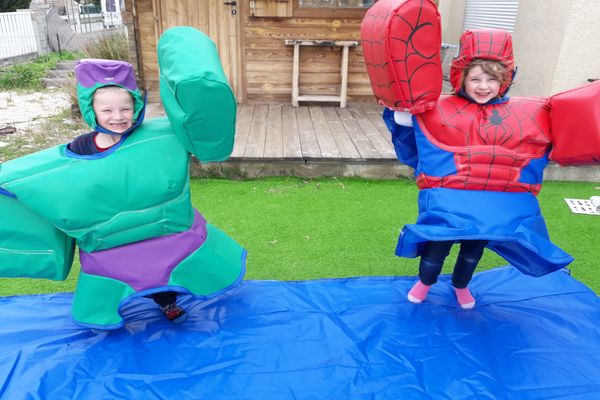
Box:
(146, 291), (178, 308)
(418, 240), (488, 288)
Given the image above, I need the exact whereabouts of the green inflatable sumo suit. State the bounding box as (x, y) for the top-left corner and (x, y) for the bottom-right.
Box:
(0, 27), (246, 330)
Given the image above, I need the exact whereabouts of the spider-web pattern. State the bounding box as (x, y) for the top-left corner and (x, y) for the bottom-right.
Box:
(361, 0), (441, 112)
(416, 95), (551, 194)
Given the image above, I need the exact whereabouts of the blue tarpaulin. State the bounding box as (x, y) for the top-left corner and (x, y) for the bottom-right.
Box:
(1, 266), (600, 399)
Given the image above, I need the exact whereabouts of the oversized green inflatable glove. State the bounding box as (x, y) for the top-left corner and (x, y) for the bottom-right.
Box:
(158, 26), (237, 162)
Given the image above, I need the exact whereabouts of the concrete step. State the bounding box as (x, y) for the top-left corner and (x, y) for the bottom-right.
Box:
(55, 60), (77, 70)
(41, 60), (76, 87)
(189, 159), (600, 181)
(46, 69), (74, 78)
(41, 77), (72, 88)
(545, 164), (600, 182)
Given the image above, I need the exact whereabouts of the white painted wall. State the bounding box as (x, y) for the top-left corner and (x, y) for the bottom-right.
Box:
(509, 0), (567, 96)
(549, 0), (600, 94)
(438, 0), (466, 45)
(439, 0), (600, 97)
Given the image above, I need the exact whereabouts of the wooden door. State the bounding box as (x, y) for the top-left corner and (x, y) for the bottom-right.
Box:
(152, 0), (242, 102)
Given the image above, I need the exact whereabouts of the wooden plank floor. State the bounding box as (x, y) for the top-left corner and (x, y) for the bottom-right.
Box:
(211, 102), (413, 178)
(146, 102), (412, 178)
(231, 103), (397, 161)
(149, 101), (600, 181)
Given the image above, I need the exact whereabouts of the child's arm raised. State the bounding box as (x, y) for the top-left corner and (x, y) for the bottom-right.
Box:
(361, 0), (442, 113)
(383, 108), (418, 169)
(158, 27), (236, 163)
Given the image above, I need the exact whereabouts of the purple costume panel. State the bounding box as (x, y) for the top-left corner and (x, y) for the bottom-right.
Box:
(80, 211), (207, 291)
(75, 59), (139, 90)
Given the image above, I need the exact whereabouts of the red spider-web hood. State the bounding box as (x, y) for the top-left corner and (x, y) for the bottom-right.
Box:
(449, 29), (515, 96)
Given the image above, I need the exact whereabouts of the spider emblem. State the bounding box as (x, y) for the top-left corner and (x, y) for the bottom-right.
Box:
(489, 110), (504, 125)
(480, 105), (514, 145)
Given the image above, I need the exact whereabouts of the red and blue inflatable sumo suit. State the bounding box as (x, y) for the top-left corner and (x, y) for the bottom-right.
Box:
(361, 0), (600, 277)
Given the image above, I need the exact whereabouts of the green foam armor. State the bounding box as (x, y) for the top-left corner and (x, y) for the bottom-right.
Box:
(71, 224), (246, 328)
(0, 118), (194, 252)
(0, 194), (75, 280)
(0, 27), (245, 329)
(158, 26), (237, 162)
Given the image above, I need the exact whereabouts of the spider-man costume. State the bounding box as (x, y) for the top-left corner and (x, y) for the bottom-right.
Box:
(362, 0), (600, 276)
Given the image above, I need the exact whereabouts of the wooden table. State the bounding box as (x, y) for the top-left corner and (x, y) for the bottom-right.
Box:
(285, 39), (359, 109)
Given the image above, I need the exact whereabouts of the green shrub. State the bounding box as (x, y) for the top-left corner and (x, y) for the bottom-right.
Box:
(0, 0), (31, 12)
(0, 52), (79, 90)
(59, 77), (81, 119)
(82, 32), (129, 61)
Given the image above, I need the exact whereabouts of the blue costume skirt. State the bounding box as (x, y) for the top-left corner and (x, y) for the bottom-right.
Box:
(395, 188), (573, 276)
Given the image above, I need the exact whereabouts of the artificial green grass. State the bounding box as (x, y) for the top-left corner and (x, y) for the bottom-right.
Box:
(1, 177), (599, 296)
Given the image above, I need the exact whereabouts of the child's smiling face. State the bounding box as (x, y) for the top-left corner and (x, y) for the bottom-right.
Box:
(464, 65), (501, 104)
(92, 88), (134, 133)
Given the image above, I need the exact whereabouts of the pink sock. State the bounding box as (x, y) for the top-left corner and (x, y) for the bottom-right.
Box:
(454, 287), (476, 309)
(408, 280), (431, 304)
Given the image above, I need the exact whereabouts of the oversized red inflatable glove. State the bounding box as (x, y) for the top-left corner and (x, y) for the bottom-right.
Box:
(361, 0), (442, 113)
(548, 81), (600, 166)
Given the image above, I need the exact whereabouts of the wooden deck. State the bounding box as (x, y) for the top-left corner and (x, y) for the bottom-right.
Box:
(147, 101), (599, 181)
(194, 103), (411, 179)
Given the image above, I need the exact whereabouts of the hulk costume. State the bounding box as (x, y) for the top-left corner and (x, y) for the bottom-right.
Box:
(0, 27), (246, 329)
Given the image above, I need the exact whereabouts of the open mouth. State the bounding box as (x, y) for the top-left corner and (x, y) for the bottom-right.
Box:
(110, 122), (129, 129)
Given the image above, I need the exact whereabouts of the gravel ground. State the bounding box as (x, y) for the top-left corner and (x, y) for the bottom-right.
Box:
(0, 89), (70, 130)
(0, 89), (85, 162)
(0, 90), (166, 162)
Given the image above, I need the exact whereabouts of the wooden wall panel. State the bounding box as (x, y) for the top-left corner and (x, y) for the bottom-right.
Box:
(130, 0), (160, 102)
(129, 2), (374, 104)
(243, 14), (372, 103)
(131, 0), (241, 102)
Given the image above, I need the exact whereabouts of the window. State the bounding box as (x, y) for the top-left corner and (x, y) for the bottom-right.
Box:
(294, 0), (374, 17)
(463, 0), (519, 33)
(298, 0), (374, 8)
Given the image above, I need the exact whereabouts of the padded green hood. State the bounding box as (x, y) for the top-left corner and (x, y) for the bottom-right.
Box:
(74, 59), (145, 130)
